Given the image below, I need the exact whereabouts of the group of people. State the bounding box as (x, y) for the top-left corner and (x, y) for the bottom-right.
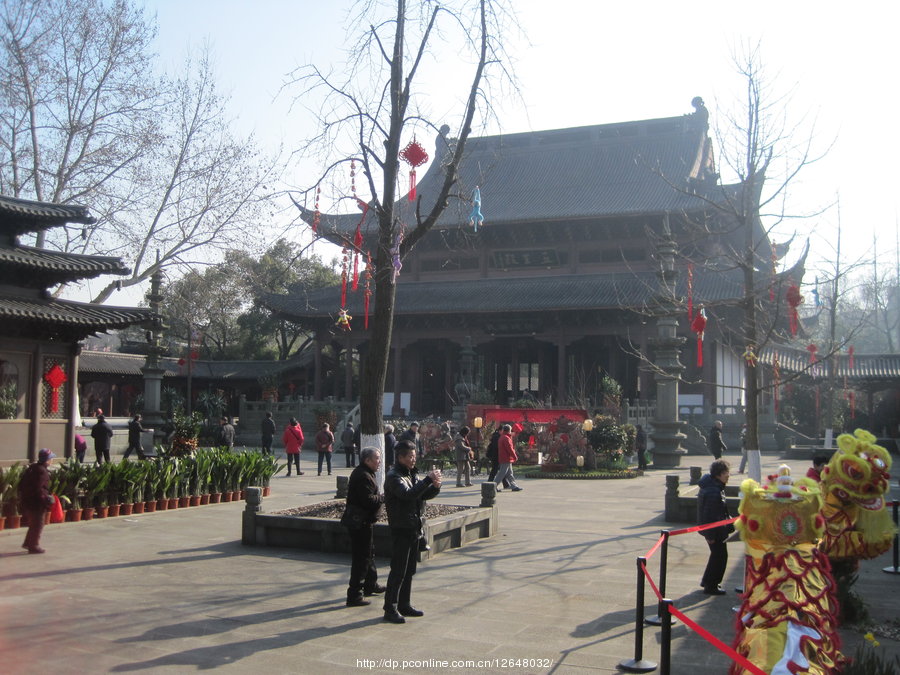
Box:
(274, 414), (337, 477)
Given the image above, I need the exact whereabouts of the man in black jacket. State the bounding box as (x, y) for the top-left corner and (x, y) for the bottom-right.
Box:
(697, 459), (734, 595)
(382, 440), (442, 623)
(342, 446), (385, 606)
(91, 415), (113, 464)
(123, 414), (145, 460)
(260, 412), (276, 454)
(708, 420), (726, 460)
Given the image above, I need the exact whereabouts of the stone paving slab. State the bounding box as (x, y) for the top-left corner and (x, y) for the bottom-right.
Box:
(1, 451), (898, 674)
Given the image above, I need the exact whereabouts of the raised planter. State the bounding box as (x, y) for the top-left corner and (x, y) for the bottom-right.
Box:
(242, 496), (498, 561)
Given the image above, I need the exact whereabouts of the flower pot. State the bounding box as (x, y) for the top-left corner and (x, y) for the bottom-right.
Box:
(221, 492), (232, 503)
(0, 515), (5, 531)
(43, 510), (52, 525)
(119, 503), (133, 516)
(82, 507), (94, 521)
(210, 492), (222, 504)
(167, 498), (179, 509)
(156, 499), (167, 511)
(95, 506), (109, 519)
(263, 486), (271, 497)
(66, 509), (83, 522)
(238, 490), (246, 500)
(132, 501), (145, 514)
(200, 494), (210, 505)
(189, 496), (201, 507)
(144, 500), (156, 513)
(7, 514), (21, 528)
(179, 497), (190, 508)
(108, 504), (121, 518)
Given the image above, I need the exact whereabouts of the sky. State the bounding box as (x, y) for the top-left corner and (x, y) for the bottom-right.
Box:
(100, 0), (900, 303)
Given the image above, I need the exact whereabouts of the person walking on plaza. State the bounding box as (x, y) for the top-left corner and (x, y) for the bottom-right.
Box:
(383, 424), (397, 467)
(708, 420), (726, 460)
(454, 425), (473, 487)
(74, 433), (87, 463)
(341, 447), (386, 607)
(260, 412), (276, 454)
(486, 428), (510, 488)
(737, 424), (748, 473)
(635, 424), (648, 470)
(382, 440), (442, 623)
(341, 422), (357, 468)
(494, 424), (523, 492)
(398, 421), (423, 455)
(316, 422), (335, 476)
(91, 414), (113, 464)
(19, 449), (56, 554)
(282, 417), (305, 476)
(697, 459), (734, 595)
(219, 417), (235, 450)
(123, 414), (145, 460)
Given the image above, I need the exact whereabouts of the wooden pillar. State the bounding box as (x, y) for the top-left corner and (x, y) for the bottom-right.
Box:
(314, 335), (323, 400)
(556, 339), (567, 404)
(65, 345), (80, 459)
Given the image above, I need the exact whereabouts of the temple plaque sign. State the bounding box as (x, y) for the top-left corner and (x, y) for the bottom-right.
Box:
(491, 249), (560, 269)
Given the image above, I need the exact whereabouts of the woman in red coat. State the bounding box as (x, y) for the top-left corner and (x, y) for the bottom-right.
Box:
(20, 448), (56, 553)
(493, 424), (523, 492)
(282, 417), (305, 476)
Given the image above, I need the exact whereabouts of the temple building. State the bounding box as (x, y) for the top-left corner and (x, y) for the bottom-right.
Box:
(264, 100), (794, 423)
(0, 196), (153, 463)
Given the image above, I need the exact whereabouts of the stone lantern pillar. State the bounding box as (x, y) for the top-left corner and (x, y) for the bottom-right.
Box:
(648, 218), (687, 468)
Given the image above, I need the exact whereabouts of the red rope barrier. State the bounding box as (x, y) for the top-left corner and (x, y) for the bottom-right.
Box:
(667, 516), (738, 538)
(668, 606), (767, 675)
(644, 535), (664, 560)
(639, 560), (664, 601)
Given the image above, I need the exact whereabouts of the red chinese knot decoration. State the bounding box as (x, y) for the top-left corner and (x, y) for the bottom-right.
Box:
(399, 138), (428, 202)
(786, 284), (803, 337)
(43, 363), (67, 413)
(691, 306), (707, 367)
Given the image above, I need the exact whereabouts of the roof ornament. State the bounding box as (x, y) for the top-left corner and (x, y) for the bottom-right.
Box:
(691, 96), (709, 127)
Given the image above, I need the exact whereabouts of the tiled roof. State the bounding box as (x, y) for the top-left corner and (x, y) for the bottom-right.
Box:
(0, 243), (129, 283)
(78, 350), (313, 379)
(306, 111), (722, 238)
(0, 295), (152, 332)
(0, 195), (95, 236)
(763, 345), (900, 382)
(263, 267), (744, 318)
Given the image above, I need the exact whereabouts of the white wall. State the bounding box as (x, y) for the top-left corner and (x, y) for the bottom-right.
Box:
(716, 344), (744, 409)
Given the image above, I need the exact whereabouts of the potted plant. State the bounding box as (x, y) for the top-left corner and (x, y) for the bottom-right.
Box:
(84, 463), (112, 518)
(0, 463), (25, 529)
(143, 461), (160, 512)
(195, 450), (212, 504)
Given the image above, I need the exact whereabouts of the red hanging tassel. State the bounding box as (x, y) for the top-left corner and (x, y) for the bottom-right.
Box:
(848, 346), (855, 370)
(786, 283), (803, 337)
(687, 263), (694, 321)
(409, 170), (417, 201)
(690, 307), (707, 368)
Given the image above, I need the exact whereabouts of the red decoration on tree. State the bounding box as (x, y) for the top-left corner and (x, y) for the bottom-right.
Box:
(786, 283), (803, 337)
(363, 253), (373, 329)
(399, 137), (429, 201)
(848, 345), (855, 370)
(687, 263), (694, 321)
(43, 363), (67, 413)
(690, 306), (707, 367)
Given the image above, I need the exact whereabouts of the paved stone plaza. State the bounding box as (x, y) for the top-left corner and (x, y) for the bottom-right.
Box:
(2, 452), (898, 674)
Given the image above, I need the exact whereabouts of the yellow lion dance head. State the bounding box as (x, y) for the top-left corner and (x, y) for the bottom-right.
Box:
(821, 428), (892, 511)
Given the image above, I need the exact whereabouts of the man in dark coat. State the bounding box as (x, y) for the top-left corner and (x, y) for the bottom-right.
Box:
(123, 414), (145, 460)
(341, 422), (357, 467)
(708, 420), (726, 460)
(19, 448), (56, 553)
(91, 415), (113, 464)
(697, 459), (734, 595)
(382, 440), (442, 623)
(635, 425), (648, 470)
(341, 447), (386, 606)
(260, 412), (276, 454)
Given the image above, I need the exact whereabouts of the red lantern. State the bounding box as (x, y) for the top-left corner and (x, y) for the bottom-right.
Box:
(786, 284), (803, 337)
(399, 138), (429, 201)
(43, 363), (67, 413)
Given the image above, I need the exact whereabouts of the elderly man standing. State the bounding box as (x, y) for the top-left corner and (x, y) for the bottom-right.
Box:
(341, 447), (386, 606)
(382, 440), (442, 623)
(708, 420), (726, 460)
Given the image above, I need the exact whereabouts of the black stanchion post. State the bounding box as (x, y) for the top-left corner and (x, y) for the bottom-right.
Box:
(646, 530), (676, 626)
(618, 556), (658, 673)
(659, 599), (673, 675)
(883, 501), (899, 575)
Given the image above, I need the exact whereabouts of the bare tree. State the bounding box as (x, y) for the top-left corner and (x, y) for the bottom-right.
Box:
(292, 0), (515, 451)
(1, 0), (280, 302)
